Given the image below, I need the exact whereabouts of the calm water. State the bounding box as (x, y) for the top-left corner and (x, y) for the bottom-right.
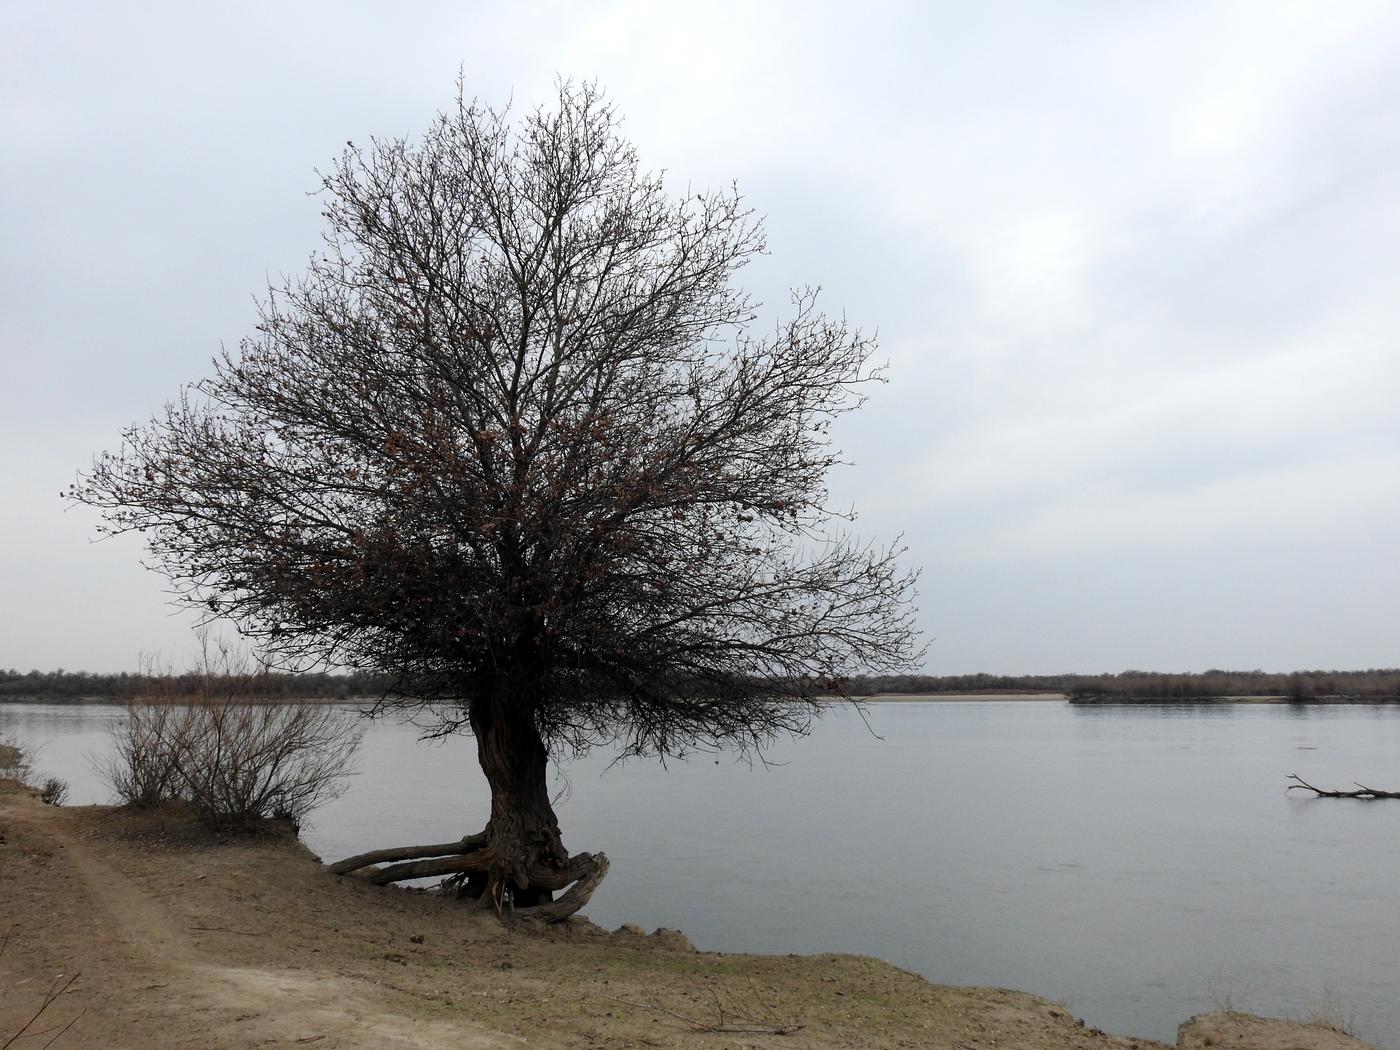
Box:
(5, 699), (1400, 1046)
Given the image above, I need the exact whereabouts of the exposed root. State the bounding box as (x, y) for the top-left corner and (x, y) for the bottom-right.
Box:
(325, 833), (487, 875)
(513, 853), (609, 923)
(328, 836), (608, 922)
(365, 852), (492, 886)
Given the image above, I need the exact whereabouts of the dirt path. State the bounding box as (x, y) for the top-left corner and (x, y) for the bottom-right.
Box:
(20, 801), (200, 967)
(1, 793), (521, 1048)
(0, 780), (1382, 1050)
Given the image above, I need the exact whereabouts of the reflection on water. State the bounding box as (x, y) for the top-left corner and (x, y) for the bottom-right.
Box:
(5, 699), (1400, 1046)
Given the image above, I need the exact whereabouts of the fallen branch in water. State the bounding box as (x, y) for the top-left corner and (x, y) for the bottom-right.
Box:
(1287, 773), (1400, 799)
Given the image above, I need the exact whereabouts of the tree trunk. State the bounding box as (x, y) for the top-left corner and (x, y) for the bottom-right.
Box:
(328, 689), (610, 921)
(469, 694), (570, 908)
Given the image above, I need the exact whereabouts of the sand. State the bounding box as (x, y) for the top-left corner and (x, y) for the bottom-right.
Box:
(0, 775), (1379, 1050)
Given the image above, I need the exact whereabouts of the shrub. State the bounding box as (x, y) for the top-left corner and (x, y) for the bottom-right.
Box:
(38, 777), (68, 806)
(108, 696), (363, 829)
(104, 638), (363, 830)
(0, 737), (24, 778)
(106, 699), (183, 807)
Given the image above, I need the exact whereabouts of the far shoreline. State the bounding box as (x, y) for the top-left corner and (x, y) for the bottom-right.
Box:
(5, 691), (1400, 706)
(855, 692), (1400, 705)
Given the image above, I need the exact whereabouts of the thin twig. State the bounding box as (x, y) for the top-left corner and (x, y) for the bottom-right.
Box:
(40, 1010), (86, 1050)
(601, 993), (803, 1035)
(1, 971), (81, 1050)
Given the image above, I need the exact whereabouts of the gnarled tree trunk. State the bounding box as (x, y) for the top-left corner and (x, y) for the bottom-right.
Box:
(329, 690), (608, 921)
(468, 695), (570, 908)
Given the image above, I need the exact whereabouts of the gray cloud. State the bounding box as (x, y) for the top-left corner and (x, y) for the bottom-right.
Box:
(4, 1), (1398, 673)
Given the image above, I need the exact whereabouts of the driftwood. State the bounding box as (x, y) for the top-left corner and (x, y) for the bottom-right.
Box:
(328, 835), (607, 922)
(1287, 773), (1400, 799)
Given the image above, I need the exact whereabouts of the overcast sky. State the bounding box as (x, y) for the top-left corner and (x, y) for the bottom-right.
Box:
(3, 1), (1398, 675)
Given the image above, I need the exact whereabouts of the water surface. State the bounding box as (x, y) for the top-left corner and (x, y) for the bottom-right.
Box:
(5, 699), (1399, 1045)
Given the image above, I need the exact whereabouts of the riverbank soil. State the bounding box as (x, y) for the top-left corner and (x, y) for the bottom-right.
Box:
(0, 778), (1378, 1050)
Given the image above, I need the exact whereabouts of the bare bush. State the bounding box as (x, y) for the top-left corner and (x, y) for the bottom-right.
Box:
(1, 738), (68, 806)
(0, 737), (24, 780)
(104, 639), (363, 830)
(38, 778), (68, 806)
(105, 701), (183, 808)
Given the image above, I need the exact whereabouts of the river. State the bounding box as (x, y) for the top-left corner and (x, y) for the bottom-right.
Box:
(4, 698), (1399, 1045)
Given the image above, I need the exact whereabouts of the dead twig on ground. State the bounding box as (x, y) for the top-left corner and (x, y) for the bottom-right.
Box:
(601, 983), (804, 1036)
(1, 970), (84, 1050)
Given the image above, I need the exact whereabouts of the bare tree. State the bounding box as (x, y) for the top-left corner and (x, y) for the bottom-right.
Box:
(73, 81), (922, 919)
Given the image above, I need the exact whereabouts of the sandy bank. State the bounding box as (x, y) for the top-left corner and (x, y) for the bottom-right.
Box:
(0, 777), (1378, 1049)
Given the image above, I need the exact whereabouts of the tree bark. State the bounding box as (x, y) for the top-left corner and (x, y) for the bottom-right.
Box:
(468, 693), (571, 907)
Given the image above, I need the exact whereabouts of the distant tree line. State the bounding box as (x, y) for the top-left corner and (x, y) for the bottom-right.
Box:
(6, 667), (1400, 703)
(0, 668), (395, 701)
(841, 669), (1400, 701)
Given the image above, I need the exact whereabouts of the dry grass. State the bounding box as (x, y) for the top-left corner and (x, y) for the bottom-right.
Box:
(1302, 987), (1363, 1039)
